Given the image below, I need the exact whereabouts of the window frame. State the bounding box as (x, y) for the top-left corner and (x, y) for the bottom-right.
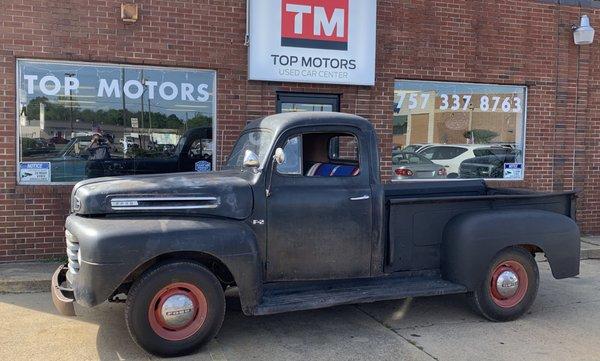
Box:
(275, 135), (304, 176)
(272, 127), (366, 181)
(394, 79), (528, 181)
(276, 92), (340, 113)
(15, 58), (218, 185)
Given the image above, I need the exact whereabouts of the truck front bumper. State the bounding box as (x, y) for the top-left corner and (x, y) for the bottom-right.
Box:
(51, 264), (76, 316)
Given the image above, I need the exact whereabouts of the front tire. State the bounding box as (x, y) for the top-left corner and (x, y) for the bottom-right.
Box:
(125, 261), (225, 357)
(468, 247), (539, 321)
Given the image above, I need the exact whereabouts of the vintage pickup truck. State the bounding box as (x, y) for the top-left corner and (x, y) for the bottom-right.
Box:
(52, 112), (580, 357)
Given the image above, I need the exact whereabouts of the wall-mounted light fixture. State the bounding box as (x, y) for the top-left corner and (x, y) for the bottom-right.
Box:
(121, 3), (139, 23)
(573, 15), (595, 45)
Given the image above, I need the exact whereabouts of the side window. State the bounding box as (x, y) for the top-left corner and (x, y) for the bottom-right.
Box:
(188, 138), (212, 160)
(277, 132), (361, 177)
(329, 135), (359, 161)
(306, 133), (360, 177)
(473, 148), (494, 157)
(425, 146), (467, 160)
(419, 147), (435, 160)
(188, 139), (203, 158)
(277, 136), (302, 175)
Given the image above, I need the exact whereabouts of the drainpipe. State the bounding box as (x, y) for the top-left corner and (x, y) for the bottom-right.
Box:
(244, 0), (250, 46)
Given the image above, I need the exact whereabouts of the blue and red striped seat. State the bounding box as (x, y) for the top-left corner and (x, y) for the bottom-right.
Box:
(306, 163), (360, 177)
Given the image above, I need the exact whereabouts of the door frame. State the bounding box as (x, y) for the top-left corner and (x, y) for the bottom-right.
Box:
(265, 124), (373, 281)
(276, 92), (341, 113)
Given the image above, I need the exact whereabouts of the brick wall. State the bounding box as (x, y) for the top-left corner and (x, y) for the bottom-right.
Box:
(0, 0), (599, 262)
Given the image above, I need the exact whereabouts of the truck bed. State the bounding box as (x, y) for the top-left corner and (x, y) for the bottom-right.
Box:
(383, 180), (577, 272)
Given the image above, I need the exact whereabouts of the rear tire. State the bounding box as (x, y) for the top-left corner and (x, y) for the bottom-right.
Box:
(468, 247), (539, 321)
(125, 261), (225, 357)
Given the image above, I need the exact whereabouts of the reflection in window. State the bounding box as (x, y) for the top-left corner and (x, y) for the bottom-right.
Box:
(281, 103), (333, 112)
(17, 60), (215, 183)
(225, 131), (274, 169)
(393, 80), (526, 180)
(277, 136), (302, 175)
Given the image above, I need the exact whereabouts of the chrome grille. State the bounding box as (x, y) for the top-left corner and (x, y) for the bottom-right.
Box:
(65, 230), (80, 274)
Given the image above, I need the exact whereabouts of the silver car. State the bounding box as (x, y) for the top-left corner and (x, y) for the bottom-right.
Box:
(392, 152), (447, 180)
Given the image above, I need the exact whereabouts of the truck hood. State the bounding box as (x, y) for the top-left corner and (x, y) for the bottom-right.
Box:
(71, 170), (254, 219)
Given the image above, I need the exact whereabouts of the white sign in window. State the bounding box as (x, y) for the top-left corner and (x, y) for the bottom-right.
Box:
(248, 0), (377, 86)
(392, 80), (526, 181)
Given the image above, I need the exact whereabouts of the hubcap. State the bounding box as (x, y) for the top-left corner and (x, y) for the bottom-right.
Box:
(160, 294), (195, 329)
(489, 260), (529, 308)
(148, 282), (208, 341)
(495, 270), (519, 298)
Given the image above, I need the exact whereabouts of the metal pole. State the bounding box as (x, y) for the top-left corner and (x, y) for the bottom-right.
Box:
(148, 94), (152, 141)
(65, 72), (75, 135)
(122, 68), (126, 128)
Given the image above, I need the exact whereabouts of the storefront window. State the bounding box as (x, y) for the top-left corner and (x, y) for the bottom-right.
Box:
(393, 80), (526, 181)
(17, 60), (216, 184)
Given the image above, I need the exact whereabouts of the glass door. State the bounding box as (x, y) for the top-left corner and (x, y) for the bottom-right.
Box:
(276, 92), (340, 113)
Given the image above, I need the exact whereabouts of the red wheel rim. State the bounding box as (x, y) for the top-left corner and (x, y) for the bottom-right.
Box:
(148, 282), (208, 341)
(490, 260), (528, 308)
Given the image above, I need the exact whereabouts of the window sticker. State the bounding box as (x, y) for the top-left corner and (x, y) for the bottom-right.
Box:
(19, 162), (51, 183)
(195, 160), (211, 172)
(503, 163), (523, 179)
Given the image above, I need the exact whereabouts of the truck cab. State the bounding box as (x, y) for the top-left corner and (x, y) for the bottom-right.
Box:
(52, 112), (580, 357)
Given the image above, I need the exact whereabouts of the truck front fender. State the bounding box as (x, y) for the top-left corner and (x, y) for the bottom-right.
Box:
(441, 210), (580, 291)
(67, 215), (262, 311)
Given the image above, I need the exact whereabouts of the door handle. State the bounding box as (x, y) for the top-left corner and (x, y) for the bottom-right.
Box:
(350, 195), (370, 201)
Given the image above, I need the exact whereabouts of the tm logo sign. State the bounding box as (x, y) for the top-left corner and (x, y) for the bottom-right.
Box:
(281, 0), (349, 50)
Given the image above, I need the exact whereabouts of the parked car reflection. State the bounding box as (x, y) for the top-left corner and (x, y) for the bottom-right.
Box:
(392, 152), (447, 181)
(459, 152), (518, 179)
(416, 144), (516, 179)
(21, 127), (213, 182)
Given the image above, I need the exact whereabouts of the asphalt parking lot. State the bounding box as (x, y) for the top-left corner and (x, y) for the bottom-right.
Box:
(1, 260), (599, 361)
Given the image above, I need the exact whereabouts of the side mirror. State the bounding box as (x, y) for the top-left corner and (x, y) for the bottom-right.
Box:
(273, 147), (285, 165)
(243, 149), (260, 168)
(266, 147), (285, 198)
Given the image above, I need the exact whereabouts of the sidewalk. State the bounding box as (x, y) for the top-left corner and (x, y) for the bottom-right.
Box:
(581, 236), (600, 260)
(1, 239), (599, 294)
(0, 262), (61, 293)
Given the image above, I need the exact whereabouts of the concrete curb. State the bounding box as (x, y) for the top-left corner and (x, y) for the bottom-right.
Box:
(581, 237), (600, 261)
(0, 279), (52, 293)
(1, 240), (600, 294)
(0, 262), (61, 294)
(581, 247), (600, 260)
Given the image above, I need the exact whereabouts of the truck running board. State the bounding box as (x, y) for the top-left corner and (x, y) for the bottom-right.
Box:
(253, 276), (467, 316)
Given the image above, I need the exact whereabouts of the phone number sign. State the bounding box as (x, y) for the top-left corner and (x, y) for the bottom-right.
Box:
(394, 93), (524, 114)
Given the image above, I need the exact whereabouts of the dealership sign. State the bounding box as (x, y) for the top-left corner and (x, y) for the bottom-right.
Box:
(248, 0), (377, 86)
(22, 74), (211, 102)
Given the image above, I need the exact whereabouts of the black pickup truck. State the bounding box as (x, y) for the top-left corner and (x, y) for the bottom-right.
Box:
(52, 112), (580, 357)
(27, 126), (212, 182)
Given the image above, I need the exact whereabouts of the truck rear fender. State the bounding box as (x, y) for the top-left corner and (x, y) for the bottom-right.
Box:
(441, 209), (580, 290)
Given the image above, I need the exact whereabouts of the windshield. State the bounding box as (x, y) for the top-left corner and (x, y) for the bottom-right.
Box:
(224, 130), (273, 169)
(174, 135), (187, 155)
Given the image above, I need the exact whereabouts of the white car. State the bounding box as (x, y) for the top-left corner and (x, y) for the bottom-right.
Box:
(417, 144), (514, 178)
